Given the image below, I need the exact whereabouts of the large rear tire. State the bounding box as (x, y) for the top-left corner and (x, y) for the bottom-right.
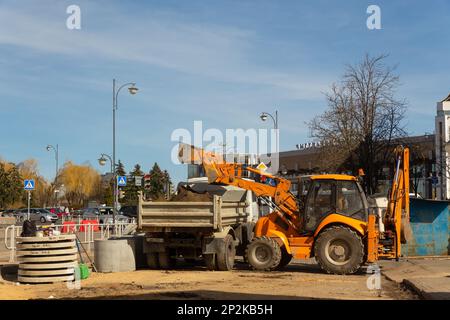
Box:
(314, 226), (364, 275)
(246, 236), (281, 271)
(216, 234), (236, 271)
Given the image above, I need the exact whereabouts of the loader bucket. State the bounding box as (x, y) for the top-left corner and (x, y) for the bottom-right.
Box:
(401, 215), (413, 244)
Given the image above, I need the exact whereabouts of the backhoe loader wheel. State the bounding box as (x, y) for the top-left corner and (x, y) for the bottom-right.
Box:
(146, 253), (159, 269)
(275, 247), (293, 270)
(246, 236), (281, 271)
(314, 226), (364, 275)
(216, 234), (236, 271)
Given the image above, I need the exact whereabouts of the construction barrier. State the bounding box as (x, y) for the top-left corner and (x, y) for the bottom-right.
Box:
(80, 220), (100, 232)
(61, 221), (76, 233)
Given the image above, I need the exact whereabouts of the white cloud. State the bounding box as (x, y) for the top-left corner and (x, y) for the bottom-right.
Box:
(0, 1), (329, 100)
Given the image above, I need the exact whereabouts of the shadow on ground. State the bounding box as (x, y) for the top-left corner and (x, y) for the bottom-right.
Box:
(142, 259), (368, 276)
(0, 264), (18, 282)
(63, 290), (333, 300)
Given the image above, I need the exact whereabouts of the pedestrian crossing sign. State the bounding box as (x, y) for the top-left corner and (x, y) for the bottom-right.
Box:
(118, 176), (127, 186)
(24, 179), (35, 190)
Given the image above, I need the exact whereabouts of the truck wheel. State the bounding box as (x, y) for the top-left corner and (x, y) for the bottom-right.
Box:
(246, 236), (281, 271)
(158, 251), (176, 269)
(275, 247), (292, 270)
(204, 254), (217, 271)
(216, 234), (236, 271)
(314, 226), (364, 275)
(146, 253), (159, 269)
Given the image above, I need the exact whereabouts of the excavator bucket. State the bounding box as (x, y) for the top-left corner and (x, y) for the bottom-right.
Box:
(178, 143), (222, 183)
(401, 215), (413, 244)
(178, 143), (222, 165)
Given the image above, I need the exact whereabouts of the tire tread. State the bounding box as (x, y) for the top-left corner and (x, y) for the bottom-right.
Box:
(246, 236), (282, 271)
(314, 225), (364, 275)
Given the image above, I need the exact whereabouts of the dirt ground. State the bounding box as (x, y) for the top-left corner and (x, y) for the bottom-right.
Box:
(0, 260), (416, 300)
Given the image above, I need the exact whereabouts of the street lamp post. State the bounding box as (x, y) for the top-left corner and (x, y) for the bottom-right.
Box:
(260, 110), (279, 154)
(46, 144), (59, 207)
(112, 79), (138, 227)
(98, 153), (114, 212)
(98, 153), (113, 173)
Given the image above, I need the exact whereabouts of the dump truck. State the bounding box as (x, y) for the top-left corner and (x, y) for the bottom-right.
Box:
(137, 183), (257, 271)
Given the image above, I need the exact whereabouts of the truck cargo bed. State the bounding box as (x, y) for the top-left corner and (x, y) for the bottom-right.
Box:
(138, 195), (249, 232)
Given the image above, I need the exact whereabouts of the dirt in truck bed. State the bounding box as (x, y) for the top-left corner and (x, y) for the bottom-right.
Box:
(170, 187), (213, 202)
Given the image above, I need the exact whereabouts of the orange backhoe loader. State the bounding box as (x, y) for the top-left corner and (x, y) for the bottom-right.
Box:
(178, 143), (410, 274)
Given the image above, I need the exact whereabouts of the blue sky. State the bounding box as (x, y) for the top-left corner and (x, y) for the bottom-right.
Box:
(1, 0), (449, 184)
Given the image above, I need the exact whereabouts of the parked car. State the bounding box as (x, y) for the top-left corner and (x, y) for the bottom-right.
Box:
(72, 209), (84, 217)
(16, 208), (58, 223)
(82, 206), (128, 224)
(46, 207), (68, 219)
(1, 209), (17, 217)
(119, 205), (137, 218)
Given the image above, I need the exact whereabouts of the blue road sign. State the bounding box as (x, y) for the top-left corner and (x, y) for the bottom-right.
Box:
(432, 176), (438, 186)
(117, 176), (127, 186)
(24, 179), (35, 190)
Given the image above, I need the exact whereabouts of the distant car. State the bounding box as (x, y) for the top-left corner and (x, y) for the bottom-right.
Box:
(82, 206), (128, 224)
(16, 208), (58, 223)
(1, 209), (17, 217)
(119, 205), (137, 218)
(46, 207), (68, 219)
(409, 193), (423, 199)
(72, 209), (84, 217)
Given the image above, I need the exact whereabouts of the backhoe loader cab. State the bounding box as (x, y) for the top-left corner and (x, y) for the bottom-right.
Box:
(303, 175), (369, 233)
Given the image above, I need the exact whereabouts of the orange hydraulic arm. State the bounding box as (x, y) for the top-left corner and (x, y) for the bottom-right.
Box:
(178, 143), (301, 231)
(384, 146), (410, 258)
(368, 146), (410, 262)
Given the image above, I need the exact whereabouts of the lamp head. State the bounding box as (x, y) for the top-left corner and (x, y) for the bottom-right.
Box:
(46, 145), (51, 151)
(98, 156), (107, 166)
(128, 84), (139, 95)
(260, 112), (268, 122)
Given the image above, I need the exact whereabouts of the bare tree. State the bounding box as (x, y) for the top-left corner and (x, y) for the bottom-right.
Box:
(309, 54), (407, 194)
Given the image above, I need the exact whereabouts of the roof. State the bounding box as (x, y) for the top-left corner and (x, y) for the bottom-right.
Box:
(442, 93), (450, 102)
(310, 174), (356, 181)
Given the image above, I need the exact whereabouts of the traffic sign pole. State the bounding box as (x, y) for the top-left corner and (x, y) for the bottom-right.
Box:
(24, 179), (35, 221)
(27, 190), (31, 221)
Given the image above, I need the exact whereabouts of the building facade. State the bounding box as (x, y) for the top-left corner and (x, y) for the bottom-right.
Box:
(279, 94), (450, 200)
(435, 93), (450, 199)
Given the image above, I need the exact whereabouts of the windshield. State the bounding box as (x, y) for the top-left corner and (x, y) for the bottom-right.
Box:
(99, 208), (113, 215)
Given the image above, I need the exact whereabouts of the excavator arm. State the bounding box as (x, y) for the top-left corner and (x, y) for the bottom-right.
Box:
(178, 143), (301, 231)
(385, 146), (411, 258)
(367, 145), (411, 262)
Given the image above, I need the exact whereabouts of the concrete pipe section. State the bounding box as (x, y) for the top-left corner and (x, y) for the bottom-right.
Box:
(94, 238), (138, 273)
